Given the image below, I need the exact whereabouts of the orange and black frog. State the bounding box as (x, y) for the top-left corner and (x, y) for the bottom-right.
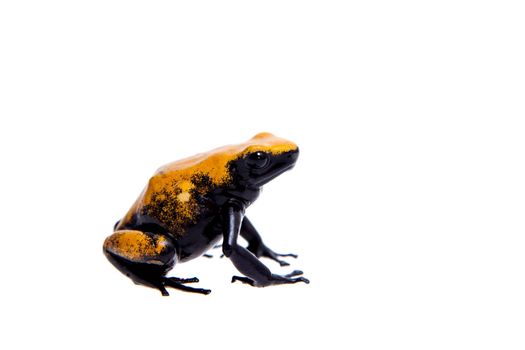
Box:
(103, 133), (309, 295)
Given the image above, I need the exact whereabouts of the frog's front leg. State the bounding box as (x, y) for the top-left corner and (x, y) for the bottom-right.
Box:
(241, 216), (298, 266)
(103, 230), (210, 296)
(222, 201), (309, 287)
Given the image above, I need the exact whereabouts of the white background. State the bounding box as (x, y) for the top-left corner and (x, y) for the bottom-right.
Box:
(1, 1), (524, 349)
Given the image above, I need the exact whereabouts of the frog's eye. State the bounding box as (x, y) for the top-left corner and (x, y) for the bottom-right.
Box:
(246, 151), (270, 169)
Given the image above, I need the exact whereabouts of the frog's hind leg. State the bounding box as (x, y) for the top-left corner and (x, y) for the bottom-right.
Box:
(103, 230), (211, 296)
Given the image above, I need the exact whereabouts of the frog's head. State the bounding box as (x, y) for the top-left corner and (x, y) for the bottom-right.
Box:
(229, 132), (299, 188)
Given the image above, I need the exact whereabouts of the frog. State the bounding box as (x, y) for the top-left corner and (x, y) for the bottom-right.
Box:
(103, 132), (309, 295)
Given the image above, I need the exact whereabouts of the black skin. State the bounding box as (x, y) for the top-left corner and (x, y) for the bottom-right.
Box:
(104, 148), (309, 295)
(204, 217), (298, 266)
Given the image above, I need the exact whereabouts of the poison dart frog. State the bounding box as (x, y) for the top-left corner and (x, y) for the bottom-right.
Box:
(103, 132), (309, 295)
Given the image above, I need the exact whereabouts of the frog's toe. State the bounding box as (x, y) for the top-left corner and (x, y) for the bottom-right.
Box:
(251, 244), (298, 266)
(284, 270), (303, 278)
(231, 276), (255, 286)
(162, 277), (211, 295)
(266, 251), (298, 266)
(268, 258), (287, 266)
(158, 285), (170, 296)
(270, 273), (310, 285)
(276, 252), (298, 258)
(166, 276), (199, 284)
(292, 276), (310, 284)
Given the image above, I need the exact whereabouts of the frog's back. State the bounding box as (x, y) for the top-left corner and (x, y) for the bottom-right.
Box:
(115, 133), (298, 237)
(115, 145), (240, 237)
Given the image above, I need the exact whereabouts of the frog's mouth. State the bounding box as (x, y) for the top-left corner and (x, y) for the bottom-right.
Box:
(252, 163), (296, 186)
(251, 149), (299, 186)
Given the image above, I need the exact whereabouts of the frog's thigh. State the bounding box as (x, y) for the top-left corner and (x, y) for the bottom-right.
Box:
(103, 230), (176, 289)
(103, 230), (174, 265)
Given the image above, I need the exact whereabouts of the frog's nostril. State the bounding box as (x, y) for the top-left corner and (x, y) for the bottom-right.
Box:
(286, 148), (299, 161)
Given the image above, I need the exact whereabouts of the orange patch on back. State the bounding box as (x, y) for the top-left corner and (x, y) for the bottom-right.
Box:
(116, 133), (298, 233)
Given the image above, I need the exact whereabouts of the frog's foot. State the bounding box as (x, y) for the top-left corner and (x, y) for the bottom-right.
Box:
(232, 273), (309, 287)
(268, 272), (309, 285)
(228, 250), (310, 289)
(161, 277), (211, 295)
(231, 270), (306, 286)
(249, 243), (298, 266)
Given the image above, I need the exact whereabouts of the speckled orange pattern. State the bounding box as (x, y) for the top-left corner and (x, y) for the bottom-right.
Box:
(103, 230), (169, 263)
(117, 133), (298, 236)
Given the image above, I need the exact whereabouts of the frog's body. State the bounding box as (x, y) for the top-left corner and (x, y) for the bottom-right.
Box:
(103, 133), (308, 295)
